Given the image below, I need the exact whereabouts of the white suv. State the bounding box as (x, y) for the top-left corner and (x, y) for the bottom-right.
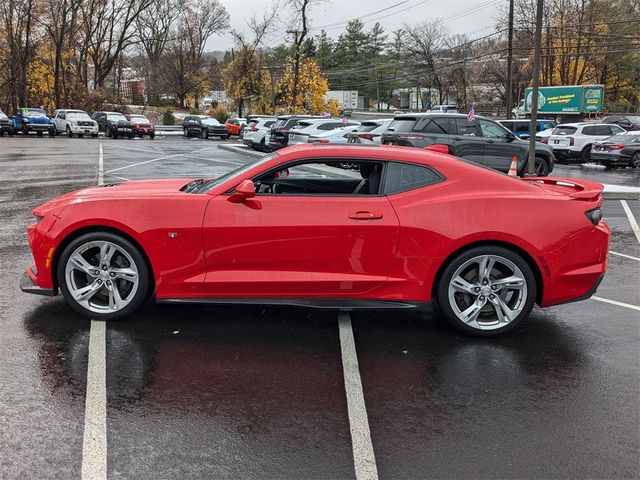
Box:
(242, 117), (276, 151)
(547, 123), (626, 163)
(288, 119), (360, 145)
(52, 109), (99, 138)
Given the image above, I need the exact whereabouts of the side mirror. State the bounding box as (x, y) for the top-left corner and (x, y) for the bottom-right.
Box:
(229, 179), (256, 202)
(507, 132), (516, 141)
(424, 144), (450, 154)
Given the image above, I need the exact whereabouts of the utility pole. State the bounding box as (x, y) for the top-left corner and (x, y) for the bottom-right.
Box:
(261, 66), (280, 115)
(505, 0), (514, 119)
(287, 29), (302, 111)
(528, 0), (544, 176)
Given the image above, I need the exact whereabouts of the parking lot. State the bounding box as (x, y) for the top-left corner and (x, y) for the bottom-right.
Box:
(1, 136), (639, 479)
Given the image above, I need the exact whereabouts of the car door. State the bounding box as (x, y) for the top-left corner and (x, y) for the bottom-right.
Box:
(477, 118), (516, 171)
(201, 159), (400, 297)
(451, 117), (486, 165)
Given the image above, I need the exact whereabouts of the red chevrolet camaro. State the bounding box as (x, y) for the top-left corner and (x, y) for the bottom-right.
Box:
(21, 145), (610, 336)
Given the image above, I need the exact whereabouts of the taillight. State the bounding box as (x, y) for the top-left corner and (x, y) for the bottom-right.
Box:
(540, 138), (548, 144)
(567, 136), (574, 146)
(399, 134), (425, 140)
(358, 134), (374, 141)
(585, 207), (603, 225)
(609, 144), (625, 150)
(310, 138), (329, 143)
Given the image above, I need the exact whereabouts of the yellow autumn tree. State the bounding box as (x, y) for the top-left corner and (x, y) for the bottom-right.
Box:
(277, 57), (339, 115)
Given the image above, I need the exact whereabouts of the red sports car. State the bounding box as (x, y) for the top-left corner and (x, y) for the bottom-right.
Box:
(224, 118), (245, 136)
(20, 145), (610, 336)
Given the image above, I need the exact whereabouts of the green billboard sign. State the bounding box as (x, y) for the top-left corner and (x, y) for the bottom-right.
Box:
(524, 85), (604, 114)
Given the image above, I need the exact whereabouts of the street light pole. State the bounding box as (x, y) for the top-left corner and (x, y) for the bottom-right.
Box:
(528, 0), (544, 176)
(505, 0), (514, 119)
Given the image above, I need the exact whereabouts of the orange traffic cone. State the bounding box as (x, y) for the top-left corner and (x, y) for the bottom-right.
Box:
(508, 155), (518, 177)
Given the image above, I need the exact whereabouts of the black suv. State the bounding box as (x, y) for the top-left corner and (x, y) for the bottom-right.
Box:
(602, 115), (640, 132)
(381, 113), (555, 176)
(268, 115), (324, 150)
(183, 115), (229, 139)
(92, 111), (134, 139)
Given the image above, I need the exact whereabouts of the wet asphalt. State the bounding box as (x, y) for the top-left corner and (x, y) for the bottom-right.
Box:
(0, 135), (638, 479)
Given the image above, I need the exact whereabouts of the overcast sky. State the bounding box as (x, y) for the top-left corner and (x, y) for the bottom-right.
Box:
(206, 0), (503, 51)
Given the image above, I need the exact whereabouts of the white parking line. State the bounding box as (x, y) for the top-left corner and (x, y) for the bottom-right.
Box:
(338, 313), (379, 480)
(592, 296), (640, 312)
(81, 320), (107, 480)
(104, 173), (131, 182)
(609, 251), (640, 262)
(104, 146), (216, 173)
(620, 200), (640, 245)
(97, 144), (103, 186)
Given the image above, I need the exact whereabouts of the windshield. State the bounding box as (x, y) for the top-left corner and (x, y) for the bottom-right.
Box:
(68, 113), (91, 121)
(21, 108), (46, 116)
(130, 116), (150, 124)
(196, 153), (278, 193)
(107, 113), (127, 121)
(202, 117), (220, 125)
(626, 116), (640, 123)
(552, 126), (577, 135)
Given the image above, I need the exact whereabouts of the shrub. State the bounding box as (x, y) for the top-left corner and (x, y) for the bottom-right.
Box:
(207, 107), (230, 123)
(162, 109), (175, 125)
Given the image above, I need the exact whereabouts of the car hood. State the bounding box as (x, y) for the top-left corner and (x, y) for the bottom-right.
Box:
(34, 178), (199, 216)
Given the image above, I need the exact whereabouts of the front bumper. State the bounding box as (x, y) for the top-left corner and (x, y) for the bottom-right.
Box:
(20, 269), (55, 296)
(25, 123), (53, 131)
(69, 124), (99, 134)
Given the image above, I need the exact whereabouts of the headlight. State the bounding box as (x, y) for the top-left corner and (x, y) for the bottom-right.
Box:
(23, 118), (30, 123)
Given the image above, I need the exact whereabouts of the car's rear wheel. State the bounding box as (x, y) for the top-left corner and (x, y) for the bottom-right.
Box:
(534, 156), (549, 176)
(201, 128), (209, 139)
(57, 232), (151, 320)
(436, 246), (536, 336)
(630, 152), (640, 169)
(66, 126), (73, 138)
(581, 145), (592, 163)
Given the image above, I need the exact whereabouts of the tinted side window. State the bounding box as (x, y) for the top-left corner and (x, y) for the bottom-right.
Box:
(514, 123), (530, 133)
(423, 118), (454, 134)
(317, 122), (342, 131)
(384, 162), (443, 194)
(500, 121), (514, 131)
(478, 119), (509, 139)
(583, 125), (609, 135)
(388, 118), (417, 133)
(454, 118), (478, 136)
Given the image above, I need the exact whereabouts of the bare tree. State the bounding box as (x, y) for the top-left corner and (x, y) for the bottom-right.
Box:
(136, 0), (183, 105)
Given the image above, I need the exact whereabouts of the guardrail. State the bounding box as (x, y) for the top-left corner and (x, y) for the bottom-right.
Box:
(154, 125), (183, 136)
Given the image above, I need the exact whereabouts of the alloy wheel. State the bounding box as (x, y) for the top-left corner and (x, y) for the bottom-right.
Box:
(447, 254), (528, 331)
(64, 240), (139, 314)
(631, 153), (640, 168)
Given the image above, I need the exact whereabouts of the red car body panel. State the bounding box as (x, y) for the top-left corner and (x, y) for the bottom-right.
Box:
(224, 121), (243, 136)
(24, 145), (609, 309)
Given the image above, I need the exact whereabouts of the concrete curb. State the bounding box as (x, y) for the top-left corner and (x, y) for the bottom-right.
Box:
(218, 143), (265, 159)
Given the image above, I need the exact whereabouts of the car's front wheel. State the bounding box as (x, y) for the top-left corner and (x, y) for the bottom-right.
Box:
(57, 232), (151, 320)
(436, 246), (536, 336)
(630, 152), (640, 169)
(534, 156), (549, 176)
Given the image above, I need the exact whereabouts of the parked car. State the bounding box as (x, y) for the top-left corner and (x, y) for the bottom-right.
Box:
(288, 118), (360, 146)
(92, 111), (134, 139)
(498, 119), (557, 139)
(307, 125), (360, 144)
(380, 113), (555, 176)
(0, 109), (13, 136)
(268, 115), (324, 151)
(225, 118), (246, 137)
(21, 144), (610, 337)
(347, 118), (394, 144)
(52, 109), (98, 138)
(601, 115), (640, 132)
(183, 115), (229, 139)
(591, 133), (640, 169)
(547, 123), (626, 163)
(12, 107), (55, 137)
(535, 128), (554, 144)
(428, 104), (459, 113)
(127, 114), (155, 139)
(243, 117), (276, 151)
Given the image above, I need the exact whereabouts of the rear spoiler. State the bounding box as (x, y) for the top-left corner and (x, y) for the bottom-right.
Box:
(521, 176), (604, 199)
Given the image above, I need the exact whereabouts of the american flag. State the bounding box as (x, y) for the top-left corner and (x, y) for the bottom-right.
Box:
(467, 104), (476, 123)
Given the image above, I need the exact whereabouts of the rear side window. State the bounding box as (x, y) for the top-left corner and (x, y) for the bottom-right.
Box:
(357, 122), (380, 133)
(384, 162), (443, 194)
(423, 118), (455, 134)
(264, 121), (275, 127)
(454, 118), (477, 136)
(582, 125), (610, 135)
(317, 122), (342, 131)
(388, 118), (417, 133)
(552, 126), (577, 135)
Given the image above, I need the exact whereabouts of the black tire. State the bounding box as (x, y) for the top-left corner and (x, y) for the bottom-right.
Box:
(66, 126), (73, 138)
(259, 138), (266, 152)
(630, 152), (640, 169)
(106, 126), (112, 138)
(8, 128), (14, 137)
(91, 133), (98, 138)
(49, 128), (55, 137)
(201, 128), (209, 139)
(435, 245), (537, 337)
(37, 130), (43, 137)
(534, 156), (549, 176)
(57, 231), (151, 321)
(581, 145), (592, 163)
(138, 133), (143, 138)
(128, 133), (133, 139)
(183, 128), (189, 137)
(22, 125), (29, 136)
(149, 133), (155, 139)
